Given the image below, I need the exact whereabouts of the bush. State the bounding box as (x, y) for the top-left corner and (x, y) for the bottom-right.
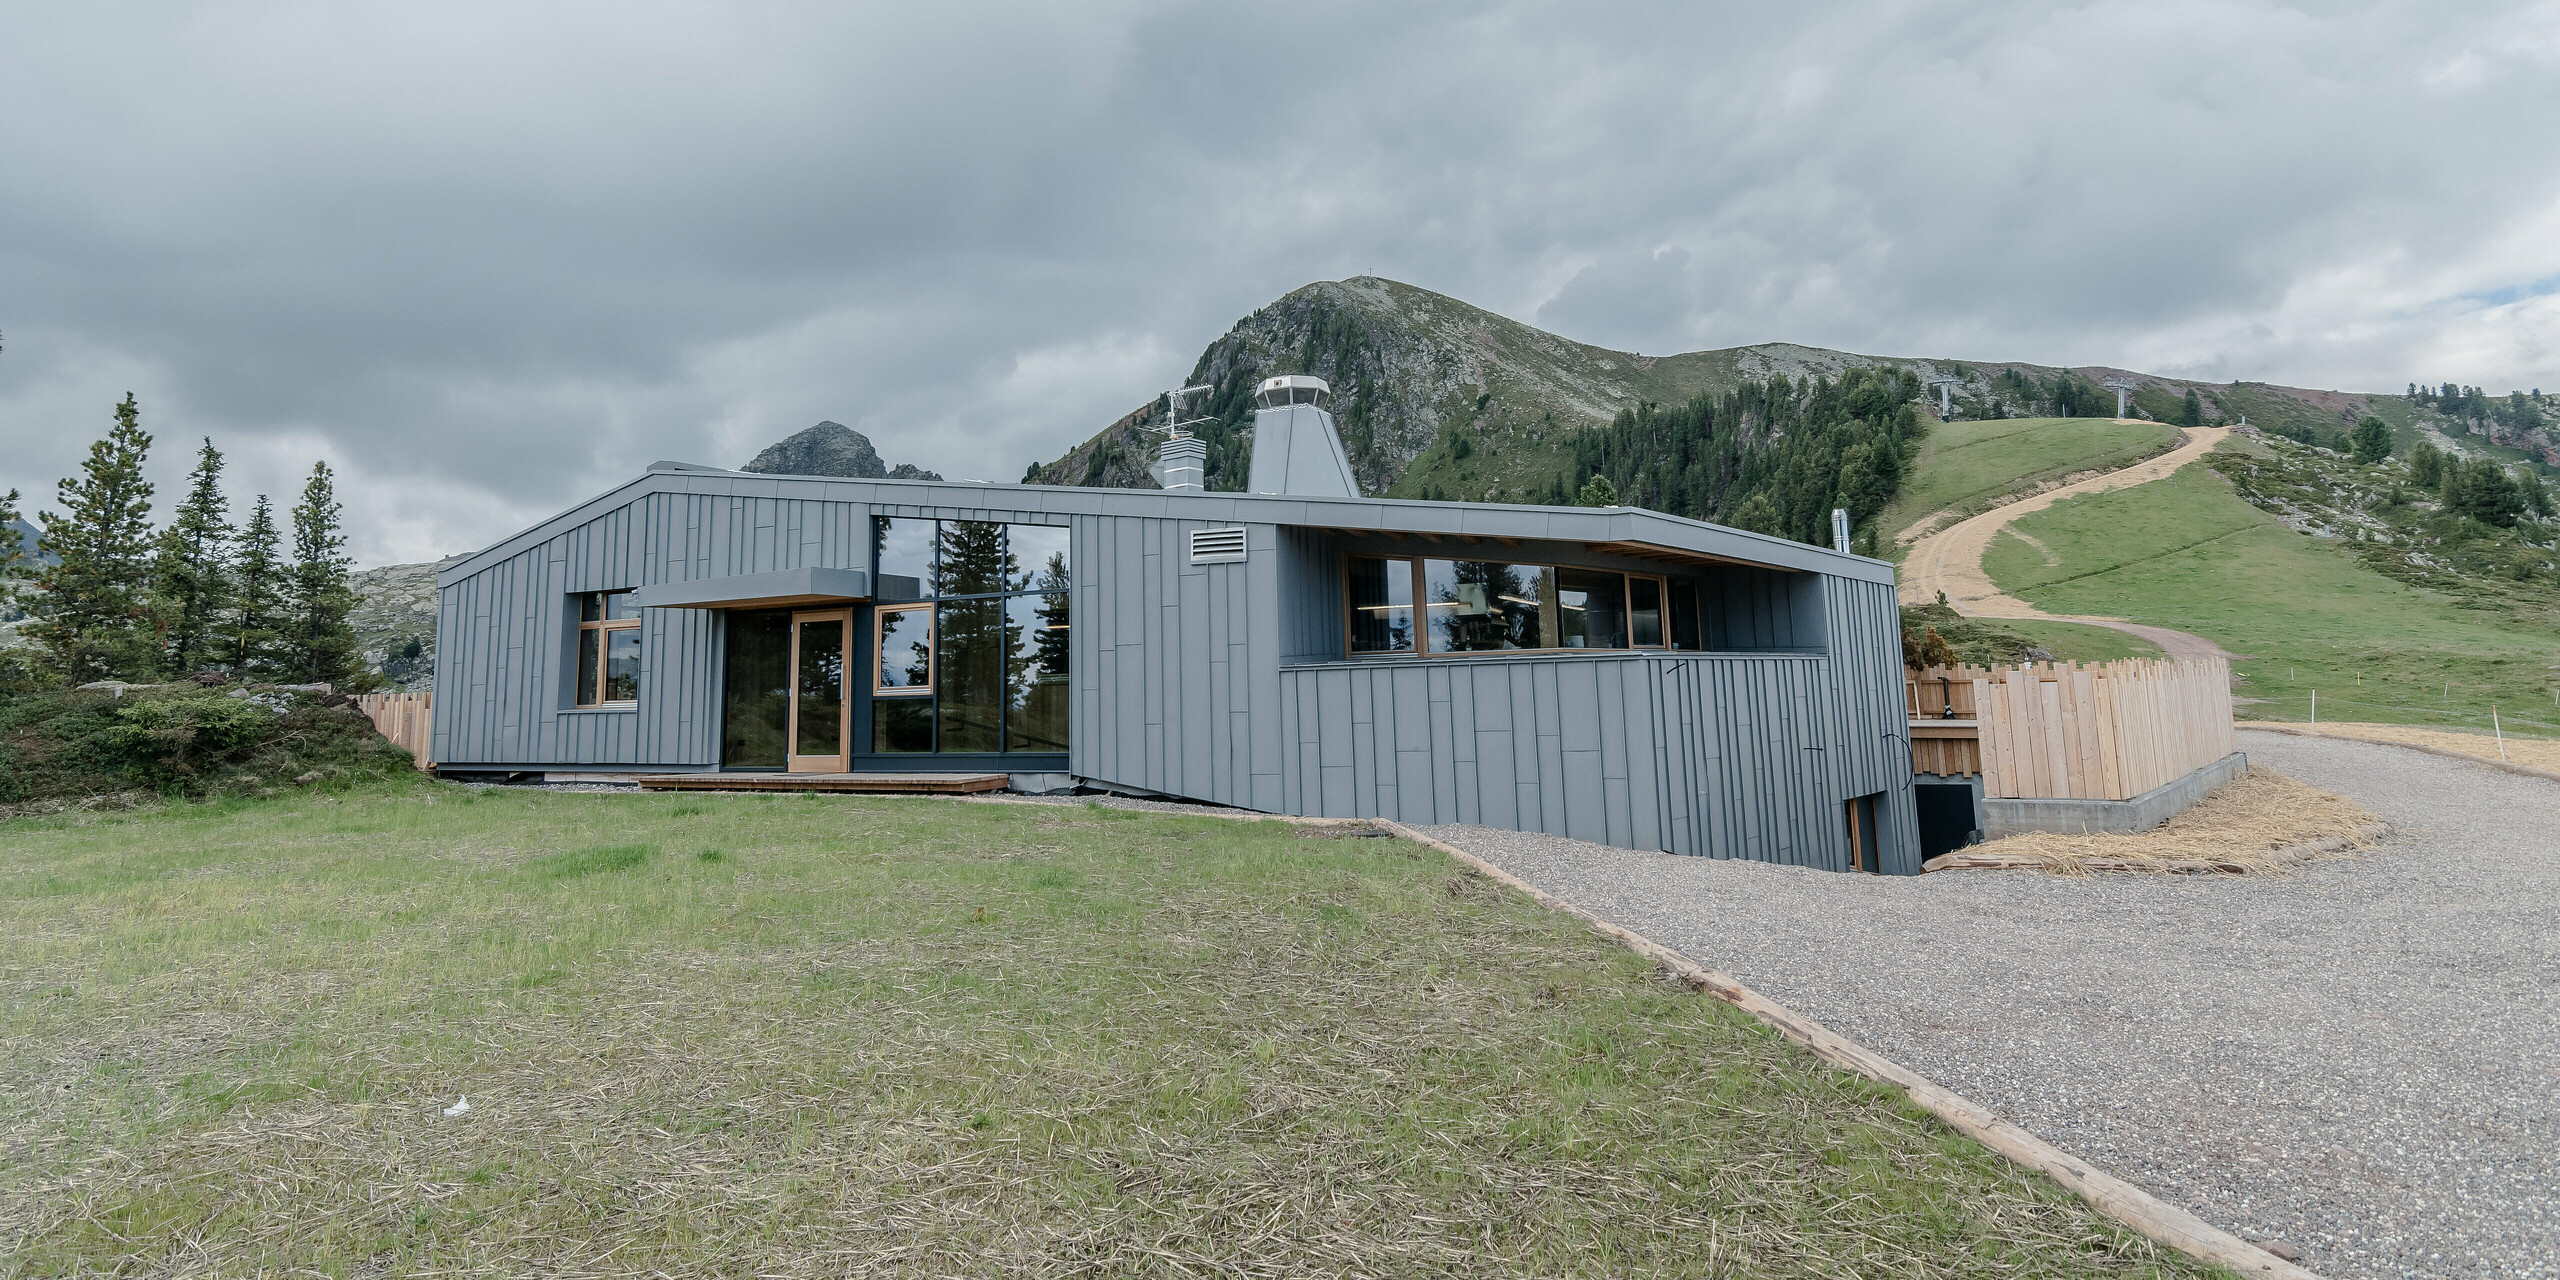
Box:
(0, 682), (421, 808)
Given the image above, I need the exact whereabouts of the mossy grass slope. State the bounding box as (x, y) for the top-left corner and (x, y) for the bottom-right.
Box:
(2, 786), (2217, 1277)
(1984, 455), (2560, 735)
(1880, 416), (2183, 547)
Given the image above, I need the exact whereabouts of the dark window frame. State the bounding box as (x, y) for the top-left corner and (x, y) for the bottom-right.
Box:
(866, 517), (1073, 756)
(1342, 553), (1675, 659)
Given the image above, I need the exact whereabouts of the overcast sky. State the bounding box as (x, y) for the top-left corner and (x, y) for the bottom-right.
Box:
(5, 2), (2557, 566)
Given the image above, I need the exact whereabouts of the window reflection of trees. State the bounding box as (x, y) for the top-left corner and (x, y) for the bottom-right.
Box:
(869, 519), (1070, 756)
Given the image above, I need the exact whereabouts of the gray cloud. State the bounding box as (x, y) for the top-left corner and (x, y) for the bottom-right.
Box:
(4, 1), (2557, 563)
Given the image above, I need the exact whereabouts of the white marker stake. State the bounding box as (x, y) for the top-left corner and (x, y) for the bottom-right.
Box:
(2494, 706), (2508, 763)
(2310, 689), (2317, 727)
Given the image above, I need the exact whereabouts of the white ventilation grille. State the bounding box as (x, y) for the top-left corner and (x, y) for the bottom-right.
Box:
(1189, 527), (1248, 564)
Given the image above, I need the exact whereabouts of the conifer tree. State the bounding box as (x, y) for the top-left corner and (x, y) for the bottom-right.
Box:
(231, 495), (284, 676)
(1575, 473), (1620, 507)
(30, 394), (158, 683)
(2348, 415), (2394, 465)
(0, 486), (23, 580)
(154, 438), (234, 675)
(280, 462), (363, 687)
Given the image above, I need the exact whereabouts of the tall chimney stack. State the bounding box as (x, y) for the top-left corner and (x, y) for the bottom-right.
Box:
(1245, 375), (1359, 498)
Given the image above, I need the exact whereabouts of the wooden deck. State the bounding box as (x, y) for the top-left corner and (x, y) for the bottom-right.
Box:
(634, 772), (1011, 794)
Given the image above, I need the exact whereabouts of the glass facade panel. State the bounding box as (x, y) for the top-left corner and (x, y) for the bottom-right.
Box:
(603, 629), (643, 701)
(602, 592), (640, 621)
(795, 619), (844, 756)
(872, 517), (934, 598)
(857, 521), (1071, 759)
(1007, 592), (1070, 752)
(877, 606), (933, 690)
(1628, 577), (1664, 648)
(575, 628), (600, 706)
(1423, 559), (1541, 652)
(578, 592), (602, 623)
(1669, 582), (1701, 650)
(1011, 525), (1070, 588)
(1348, 557), (1416, 653)
(873, 696), (933, 753)
(936, 597), (1005, 752)
(1551, 568), (1627, 649)
(721, 609), (791, 767)
(935, 520), (1011, 596)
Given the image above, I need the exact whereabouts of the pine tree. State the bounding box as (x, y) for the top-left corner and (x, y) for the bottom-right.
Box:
(2348, 416), (2394, 465)
(0, 486), (24, 580)
(1575, 473), (1620, 507)
(154, 438), (234, 675)
(231, 495), (284, 676)
(280, 462), (363, 687)
(2180, 388), (2204, 427)
(29, 394), (158, 683)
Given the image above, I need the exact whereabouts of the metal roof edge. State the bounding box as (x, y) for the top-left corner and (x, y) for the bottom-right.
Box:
(438, 473), (1897, 590)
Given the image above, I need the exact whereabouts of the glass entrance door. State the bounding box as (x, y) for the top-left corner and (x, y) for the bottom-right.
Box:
(787, 610), (853, 773)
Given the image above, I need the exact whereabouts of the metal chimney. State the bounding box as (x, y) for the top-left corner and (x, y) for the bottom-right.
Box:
(1150, 434), (1206, 491)
(1148, 383), (1214, 492)
(1832, 508), (1851, 554)
(1245, 375), (1359, 497)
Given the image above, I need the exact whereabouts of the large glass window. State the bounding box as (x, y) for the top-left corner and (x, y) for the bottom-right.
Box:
(572, 591), (641, 706)
(721, 610), (792, 766)
(1553, 568), (1627, 650)
(1423, 560), (1543, 652)
(937, 597), (1006, 753)
(1007, 592), (1070, 752)
(1348, 556), (1416, 653)
(1355, 559), (1674, 658)
(866, 518), (1072, 756)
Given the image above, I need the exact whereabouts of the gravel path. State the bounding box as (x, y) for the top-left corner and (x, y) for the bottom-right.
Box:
(1427, 730), (2559, 1280)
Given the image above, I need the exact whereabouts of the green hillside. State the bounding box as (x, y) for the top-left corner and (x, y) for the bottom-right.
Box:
(1024, 277), (2384, 519)
(1983, 454), (2560, 736)
(1877, 416), (2183, 541)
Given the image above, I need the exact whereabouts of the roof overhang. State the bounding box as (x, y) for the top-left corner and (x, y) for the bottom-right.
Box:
(629, 566), (871, 610)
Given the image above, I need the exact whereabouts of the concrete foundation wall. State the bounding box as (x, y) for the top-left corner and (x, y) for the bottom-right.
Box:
(1981, 752), (2248, 837)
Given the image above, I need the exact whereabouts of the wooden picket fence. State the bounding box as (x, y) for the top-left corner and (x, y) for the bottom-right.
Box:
(1907, 658), (2234, 800)
(356, 691), (434, 770)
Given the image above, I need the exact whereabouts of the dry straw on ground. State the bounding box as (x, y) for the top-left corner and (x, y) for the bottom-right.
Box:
(2273, 720), (2560, 775)
(1929, 768), (2385, 876)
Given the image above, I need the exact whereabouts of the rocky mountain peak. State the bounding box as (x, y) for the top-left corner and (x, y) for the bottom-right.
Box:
(740, 421), (942, 481)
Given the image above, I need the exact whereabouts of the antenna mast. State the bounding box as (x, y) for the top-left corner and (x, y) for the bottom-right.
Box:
(1157, 384), (1215, 439)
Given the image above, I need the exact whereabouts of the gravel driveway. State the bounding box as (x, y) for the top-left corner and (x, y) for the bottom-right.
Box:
(1426, 730), (2558, 1280)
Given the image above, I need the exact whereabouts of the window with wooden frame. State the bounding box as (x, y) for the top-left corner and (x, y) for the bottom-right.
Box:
(1345, 554), (1674, 657)
(573, 591), (642, 707)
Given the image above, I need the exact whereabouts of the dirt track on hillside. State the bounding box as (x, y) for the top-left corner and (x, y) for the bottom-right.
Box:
(1898, 423), (2236, 662)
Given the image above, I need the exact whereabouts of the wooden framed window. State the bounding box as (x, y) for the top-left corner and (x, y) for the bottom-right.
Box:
(875, 603), (935, 695)
(573, 591), (641, 707)
(1345, 556), (1417, 654)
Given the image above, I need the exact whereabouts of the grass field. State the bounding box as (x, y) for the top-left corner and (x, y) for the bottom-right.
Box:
(1881, 416), (2183, 544)
(1983, 457), (2560, 737)
(0, 786), (2217, 1278)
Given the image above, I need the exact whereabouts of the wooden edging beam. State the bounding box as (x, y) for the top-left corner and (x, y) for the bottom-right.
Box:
(1359, 818), (2321, 1280)
(925, 793), (2319, 1277)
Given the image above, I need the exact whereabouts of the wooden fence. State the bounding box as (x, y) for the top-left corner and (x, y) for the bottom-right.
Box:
(356, 691), (434, 769)
(1907, 658), (2234, 800)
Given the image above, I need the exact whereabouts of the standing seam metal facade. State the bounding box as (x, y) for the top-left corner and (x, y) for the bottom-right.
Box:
(433, 472), (1918, 873)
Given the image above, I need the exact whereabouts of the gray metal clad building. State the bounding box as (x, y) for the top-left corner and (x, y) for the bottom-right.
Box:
(432, 376), (1920, 873)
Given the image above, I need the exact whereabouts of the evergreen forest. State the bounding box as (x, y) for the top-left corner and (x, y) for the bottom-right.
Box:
(1548, 366), (1929, 553)
(0, 394), (371, 695)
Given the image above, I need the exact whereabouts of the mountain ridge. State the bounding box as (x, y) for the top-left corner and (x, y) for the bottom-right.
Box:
(1025, 276), (2415, 502)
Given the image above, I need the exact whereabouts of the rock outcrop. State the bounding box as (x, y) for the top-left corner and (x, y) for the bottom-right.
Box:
(740, 422), (943, 481)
